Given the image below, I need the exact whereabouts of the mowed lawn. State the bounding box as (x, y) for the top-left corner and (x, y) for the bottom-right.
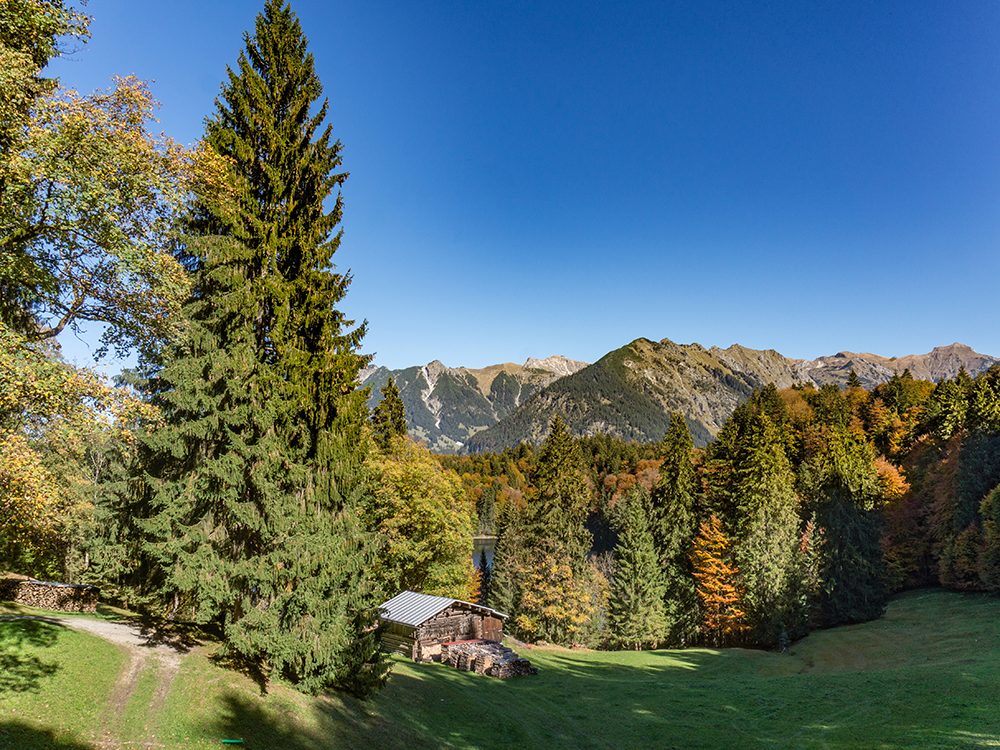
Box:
(2, 589), (999, 749)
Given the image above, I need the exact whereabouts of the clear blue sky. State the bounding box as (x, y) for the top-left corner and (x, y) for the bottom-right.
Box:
(51, 0), (1000, 371)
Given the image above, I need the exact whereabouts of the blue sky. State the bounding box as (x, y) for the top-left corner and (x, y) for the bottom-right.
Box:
(51, 1), (999, 371)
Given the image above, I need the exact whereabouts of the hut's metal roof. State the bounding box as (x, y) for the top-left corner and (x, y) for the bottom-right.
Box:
(379, 590), (508, 628)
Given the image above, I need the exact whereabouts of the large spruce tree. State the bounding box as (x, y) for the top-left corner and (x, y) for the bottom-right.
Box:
(715, 409), (802, 645)
(606, 485), (668, 650)
(649, 412), (699, 645)
(800, 428), (887, 626)
(133, 0), (387, 697)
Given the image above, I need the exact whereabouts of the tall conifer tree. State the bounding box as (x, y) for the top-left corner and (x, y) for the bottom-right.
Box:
(371, 377), (407, 449)
(800, 429), (887, 626)
(133, 0), (387, 697)
(607, 485), (668, 650)
(489, 500), (525, 619)
(514, 416), (598, 643)
(649, 412), (698, 644)
(526, 415), (593, 568)
(724, 412), (802, 644)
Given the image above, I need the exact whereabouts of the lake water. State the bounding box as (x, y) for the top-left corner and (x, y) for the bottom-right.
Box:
(472, 536), (496, 570)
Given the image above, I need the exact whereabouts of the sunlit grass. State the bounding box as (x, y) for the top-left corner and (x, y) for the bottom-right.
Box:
(0, 619), (124, 749)
(2, 588), (999, 749)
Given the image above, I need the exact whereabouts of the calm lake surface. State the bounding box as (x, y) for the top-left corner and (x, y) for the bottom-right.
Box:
(472, 536), (495, 569)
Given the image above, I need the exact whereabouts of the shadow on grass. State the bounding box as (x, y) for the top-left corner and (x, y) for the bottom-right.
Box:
(197, 689), (358, 750)
(129, 613), (204, 654)
(196, 681), (442, 750)
(0, 720), (94, 750)
(360, 644), (1000, 750)
(0, 619), (63, 694)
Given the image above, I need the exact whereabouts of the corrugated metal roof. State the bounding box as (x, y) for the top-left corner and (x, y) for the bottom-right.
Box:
(379, 590), (508, 627)
(379, 591), (454, 627)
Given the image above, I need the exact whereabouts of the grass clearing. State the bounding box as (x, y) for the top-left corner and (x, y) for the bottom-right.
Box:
(2, 588), (999, 749)
(0, 618), (125, 749)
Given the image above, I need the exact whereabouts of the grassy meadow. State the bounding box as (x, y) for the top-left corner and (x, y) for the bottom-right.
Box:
(2, 588), (999, 749)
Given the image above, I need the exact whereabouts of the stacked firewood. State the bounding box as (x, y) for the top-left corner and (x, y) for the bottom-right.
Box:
(0, 576), (99, 613)
(440, 639), (537, 679)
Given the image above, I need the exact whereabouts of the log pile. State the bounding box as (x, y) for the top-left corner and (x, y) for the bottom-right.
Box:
(0, 576), (99, 613)
(440, 639), (537, 679)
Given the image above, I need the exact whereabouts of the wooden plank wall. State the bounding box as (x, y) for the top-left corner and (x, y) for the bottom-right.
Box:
(380, 621), (416, 659)
(414, 605), (478, 661)
(381, 605), (505, 662)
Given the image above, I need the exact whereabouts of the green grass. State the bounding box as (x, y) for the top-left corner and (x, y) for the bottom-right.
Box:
(2, 588), (1000, 749)
(0, 617), (125, 749)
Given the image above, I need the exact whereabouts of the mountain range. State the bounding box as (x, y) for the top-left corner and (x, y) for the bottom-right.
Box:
(361, 340), (998, 453)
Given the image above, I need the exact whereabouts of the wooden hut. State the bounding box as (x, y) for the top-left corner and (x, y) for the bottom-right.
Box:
(379, 591), (507, 663)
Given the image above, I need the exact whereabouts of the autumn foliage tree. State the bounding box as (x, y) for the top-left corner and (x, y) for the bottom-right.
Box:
(0, 322), (156, 578)
(365, 436), (477, 600)
(690, 514), (745, 647)
(1, 0), (226, 359)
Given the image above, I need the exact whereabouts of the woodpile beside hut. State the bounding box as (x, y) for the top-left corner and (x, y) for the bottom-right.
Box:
(440, 639), (537, 678)
(0, 575), (99, 613)
(379, 590), (507, 663)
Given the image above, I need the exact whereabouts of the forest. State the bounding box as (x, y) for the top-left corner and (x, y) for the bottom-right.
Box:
(442, 367), (1000, 652)
(3, 0), (1000, 703)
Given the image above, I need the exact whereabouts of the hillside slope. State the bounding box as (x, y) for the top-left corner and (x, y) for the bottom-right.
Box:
(360, 357), (588, 452)
(466, 339), (998, 452)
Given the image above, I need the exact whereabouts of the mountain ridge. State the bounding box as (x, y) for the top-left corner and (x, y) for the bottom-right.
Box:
(360, 355), (589, 452)
(364, 341), (998, 453)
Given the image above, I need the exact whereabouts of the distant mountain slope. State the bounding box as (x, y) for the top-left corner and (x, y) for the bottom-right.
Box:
(465, 340), (998, 453)
(800, 344), (997, 386)
(466, 338), (805, 452)
(360, 356), (588, 453)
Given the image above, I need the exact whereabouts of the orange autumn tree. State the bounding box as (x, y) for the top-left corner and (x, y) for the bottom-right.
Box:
(690, 514), (746, 647)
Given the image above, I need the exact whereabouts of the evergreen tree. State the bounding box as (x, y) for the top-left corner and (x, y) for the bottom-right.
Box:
(649, 412), (698, 644)
(477, 482), (497, 534)
(606, 485), (668, 650)
(371, 376), (407, 449)
(489, 500), (525, 618)
(131, 1), (387, 697)
(726, 413), (802, 644)
(525, 415), (593, 569)
(846, 369), (862, 390)
(924, 376), (968, 442)
(477, 548), (491, 606)
(799, 429), (887, 626)
(978, 484), (1000, 591)
(514, 415), (597, 643)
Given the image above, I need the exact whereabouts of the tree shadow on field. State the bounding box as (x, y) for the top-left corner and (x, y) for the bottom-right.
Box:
(198, 690), (339, 750)
(0, 618), (63, 694)
(199, 684), (435, 750)
(0, 721), (94, 750)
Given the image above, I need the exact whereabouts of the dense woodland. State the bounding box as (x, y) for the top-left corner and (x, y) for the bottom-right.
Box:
(443, 368), (1000, 650)
(3, 0), (1000, 703)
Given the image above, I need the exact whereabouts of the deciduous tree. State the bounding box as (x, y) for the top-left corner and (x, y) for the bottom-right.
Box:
(690, 514), (745, 647)
(365, 436), (476, 600)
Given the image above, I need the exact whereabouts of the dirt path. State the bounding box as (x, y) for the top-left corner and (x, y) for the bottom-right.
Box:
(3, 615), (197, 749)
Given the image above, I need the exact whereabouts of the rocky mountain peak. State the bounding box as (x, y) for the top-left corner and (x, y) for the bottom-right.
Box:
(523, 356), (589, 377)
